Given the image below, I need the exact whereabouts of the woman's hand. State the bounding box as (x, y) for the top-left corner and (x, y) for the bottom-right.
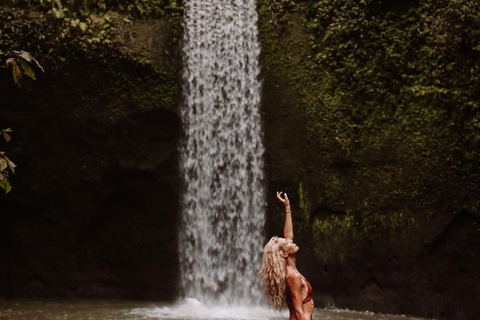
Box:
(278, 191), (293, 239)
(276, 191), (290, 208)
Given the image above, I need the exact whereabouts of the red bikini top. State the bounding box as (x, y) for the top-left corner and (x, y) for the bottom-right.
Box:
(302, 277), (313, 304)
(286, 275), (313, 304)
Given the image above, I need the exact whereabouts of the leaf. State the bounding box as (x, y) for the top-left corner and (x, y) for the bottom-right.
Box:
(0, 157), (7, 172)
(0, 157), (13, 193)
(10, 60), (22, 87)
(4, 155), (15, 173)
(54, 0), (63, 9)
(13, 51), (43, 71)
(18, 50), (33, 62)
(79, 22), (87, 32)
(31, 56), (45, 73)
(0, 177), (13, 193)
(6, 57), (15, 66)
(19, 59), (36, 80)
(5, 182), (12, 194)
(3, 132), (11, 142)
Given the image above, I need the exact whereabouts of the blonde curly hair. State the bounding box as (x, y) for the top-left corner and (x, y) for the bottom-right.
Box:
(260, 236), (287, 310)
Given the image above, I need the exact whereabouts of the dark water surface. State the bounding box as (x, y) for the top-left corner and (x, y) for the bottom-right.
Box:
(0, 299), (434, 320)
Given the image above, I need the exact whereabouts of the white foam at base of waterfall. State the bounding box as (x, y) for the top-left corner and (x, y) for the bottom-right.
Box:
(129, 299), (429, 320)
(130, 298), (283, 319)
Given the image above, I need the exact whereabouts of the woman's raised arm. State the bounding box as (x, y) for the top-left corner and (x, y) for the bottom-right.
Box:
(277, 191), (293, 240)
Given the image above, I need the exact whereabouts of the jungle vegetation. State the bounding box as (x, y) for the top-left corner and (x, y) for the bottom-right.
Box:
(257, 0), (480, 262)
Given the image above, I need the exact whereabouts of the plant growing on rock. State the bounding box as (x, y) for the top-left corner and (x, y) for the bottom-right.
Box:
(0, 49), (43, 193)
(0, 129), (15, 193)
(1, 50), (44, 87)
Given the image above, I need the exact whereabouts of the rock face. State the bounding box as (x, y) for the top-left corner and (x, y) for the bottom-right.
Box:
(0, 105), (181, 299)
(0, 6), (183, 300)
(257, 1), (480, 320)
(262, 71), (480, 318)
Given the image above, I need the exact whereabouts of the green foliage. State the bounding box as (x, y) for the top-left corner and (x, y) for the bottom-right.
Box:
(0, 50), (43, 194)
(1, 50), (44, 87)
(0, 0), (183, 69)
(298, 182), (311, 220)
(258, 0), (480, 260)
(0, 0), (183, 116)
(312, 209), (420, 263)
(312, 213), (360, 263)
(0, 1), (182, 191)
(5, 0), (181, 18)
(0, 129), (16, 194)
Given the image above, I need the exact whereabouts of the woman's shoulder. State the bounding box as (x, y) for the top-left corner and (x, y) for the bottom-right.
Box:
(285, 271), (303, 291)
(285, 270), (302, 281)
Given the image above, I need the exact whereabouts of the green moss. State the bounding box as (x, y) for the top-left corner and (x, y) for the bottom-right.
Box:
(312, 213), (360, 263)
(312, 209), (423, 263)
(0, 2), (183, 123)
(298, 182), (311, 221)
(259, 0), (480, 262)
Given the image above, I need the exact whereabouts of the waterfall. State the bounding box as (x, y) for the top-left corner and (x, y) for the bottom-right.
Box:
(179, 0), (265, 306)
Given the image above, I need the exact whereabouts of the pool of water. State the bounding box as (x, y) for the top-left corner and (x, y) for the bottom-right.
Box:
(0, 298), (433, 320)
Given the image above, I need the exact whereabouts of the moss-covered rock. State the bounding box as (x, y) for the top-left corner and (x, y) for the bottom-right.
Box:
(0, 3), (183, 300)
(258, 0), (480, 319)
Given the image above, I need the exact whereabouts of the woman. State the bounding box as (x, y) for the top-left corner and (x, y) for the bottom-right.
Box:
(260, 192), (314, 320)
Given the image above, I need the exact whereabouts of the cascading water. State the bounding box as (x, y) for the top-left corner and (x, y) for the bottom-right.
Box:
(179, 0), (265, 306)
